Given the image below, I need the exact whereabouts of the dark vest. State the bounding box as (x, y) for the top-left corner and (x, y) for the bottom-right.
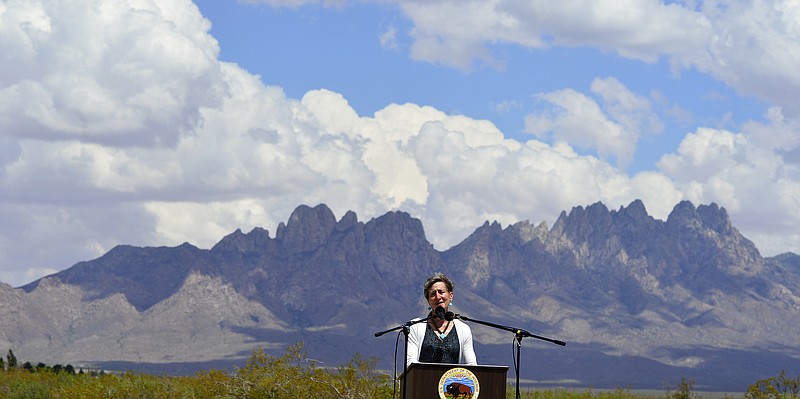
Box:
(419, 324), (460, 364)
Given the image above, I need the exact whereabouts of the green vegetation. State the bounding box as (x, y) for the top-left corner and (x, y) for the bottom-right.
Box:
(746, 370), (800, 399)
(1, 343), (392, 399)
(1, 345), (798, 399)
(665, 378), (700, 399)
(513, 387), (646, 399)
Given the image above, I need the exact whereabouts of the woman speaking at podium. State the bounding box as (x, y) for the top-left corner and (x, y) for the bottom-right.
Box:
(406, 273), (477, 367)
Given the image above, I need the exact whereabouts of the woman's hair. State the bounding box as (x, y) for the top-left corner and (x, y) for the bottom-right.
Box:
(423, 272), (454, 299)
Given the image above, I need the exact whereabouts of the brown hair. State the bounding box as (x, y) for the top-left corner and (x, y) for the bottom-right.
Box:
(423, 272), (454, 299)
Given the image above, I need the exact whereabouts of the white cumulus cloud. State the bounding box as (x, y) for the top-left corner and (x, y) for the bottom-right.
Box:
(3, 0), (800, 288)
(524, 77), (661, 168)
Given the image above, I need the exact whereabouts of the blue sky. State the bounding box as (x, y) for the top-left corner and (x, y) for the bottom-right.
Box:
(2, 0), (800, 287)
(205, 0), (774, 176)
(195, 0), (765, 171)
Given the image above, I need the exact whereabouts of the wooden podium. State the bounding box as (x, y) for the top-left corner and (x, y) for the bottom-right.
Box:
(399, 362), (508, 399)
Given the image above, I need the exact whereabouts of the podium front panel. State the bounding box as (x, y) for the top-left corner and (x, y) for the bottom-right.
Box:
(399, 362), (508, 399)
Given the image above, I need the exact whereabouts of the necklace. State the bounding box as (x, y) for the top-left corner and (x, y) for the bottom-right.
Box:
(433, 320), (448, 339)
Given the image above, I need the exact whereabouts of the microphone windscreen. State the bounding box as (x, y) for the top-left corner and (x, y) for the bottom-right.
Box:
(434, 306), (446, 318)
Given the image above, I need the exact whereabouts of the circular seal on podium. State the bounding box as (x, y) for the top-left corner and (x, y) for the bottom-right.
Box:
(437, 367), (480, 399)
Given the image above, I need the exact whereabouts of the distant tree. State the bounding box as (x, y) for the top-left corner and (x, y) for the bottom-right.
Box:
(6, 349), (17, 368)
(36, 362), (47, 372)
(65, 364), (76, 374)
(22, 361), (33, 372)
(0, 355), (5, 370)
(52, 364), (63, 374)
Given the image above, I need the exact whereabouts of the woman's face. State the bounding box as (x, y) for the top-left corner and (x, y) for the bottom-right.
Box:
(427, 281), (453, 312)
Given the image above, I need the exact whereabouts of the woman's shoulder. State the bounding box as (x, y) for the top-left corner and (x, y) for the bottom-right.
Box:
(453, 318), (471, 330)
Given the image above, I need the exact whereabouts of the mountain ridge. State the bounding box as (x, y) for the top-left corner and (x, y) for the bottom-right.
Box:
(3, 200), (800, 391)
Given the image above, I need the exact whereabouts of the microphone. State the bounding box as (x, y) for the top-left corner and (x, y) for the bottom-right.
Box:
(434, 306), (457, 321)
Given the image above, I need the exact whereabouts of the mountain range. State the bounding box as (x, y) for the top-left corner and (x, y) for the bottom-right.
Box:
(1, 200), (799, 392)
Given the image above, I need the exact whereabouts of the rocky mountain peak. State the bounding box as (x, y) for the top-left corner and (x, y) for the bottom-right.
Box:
(666, 200), (702, 229)
(335, 210), (359, 232)
(696, 202), (734, 235)
(549, 201), (613, 241)
(364, 210), (429, 250)
(666, 201), (760, 261)
(615, 199), (649, 222)
(546, 201), (652, 263)
(212, 227), (271, 254)
(275, 204), (338, 253)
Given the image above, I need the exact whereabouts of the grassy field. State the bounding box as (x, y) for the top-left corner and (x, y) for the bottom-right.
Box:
(1, 344), (796, 399)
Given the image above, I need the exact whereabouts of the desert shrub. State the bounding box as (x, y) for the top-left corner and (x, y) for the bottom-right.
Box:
(0, 368), (57, 399)
(664, 378), (699, 399)
(747, 370), (800, 399)
(190, 369), (240, 398)
(232, 342), (392, 399)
